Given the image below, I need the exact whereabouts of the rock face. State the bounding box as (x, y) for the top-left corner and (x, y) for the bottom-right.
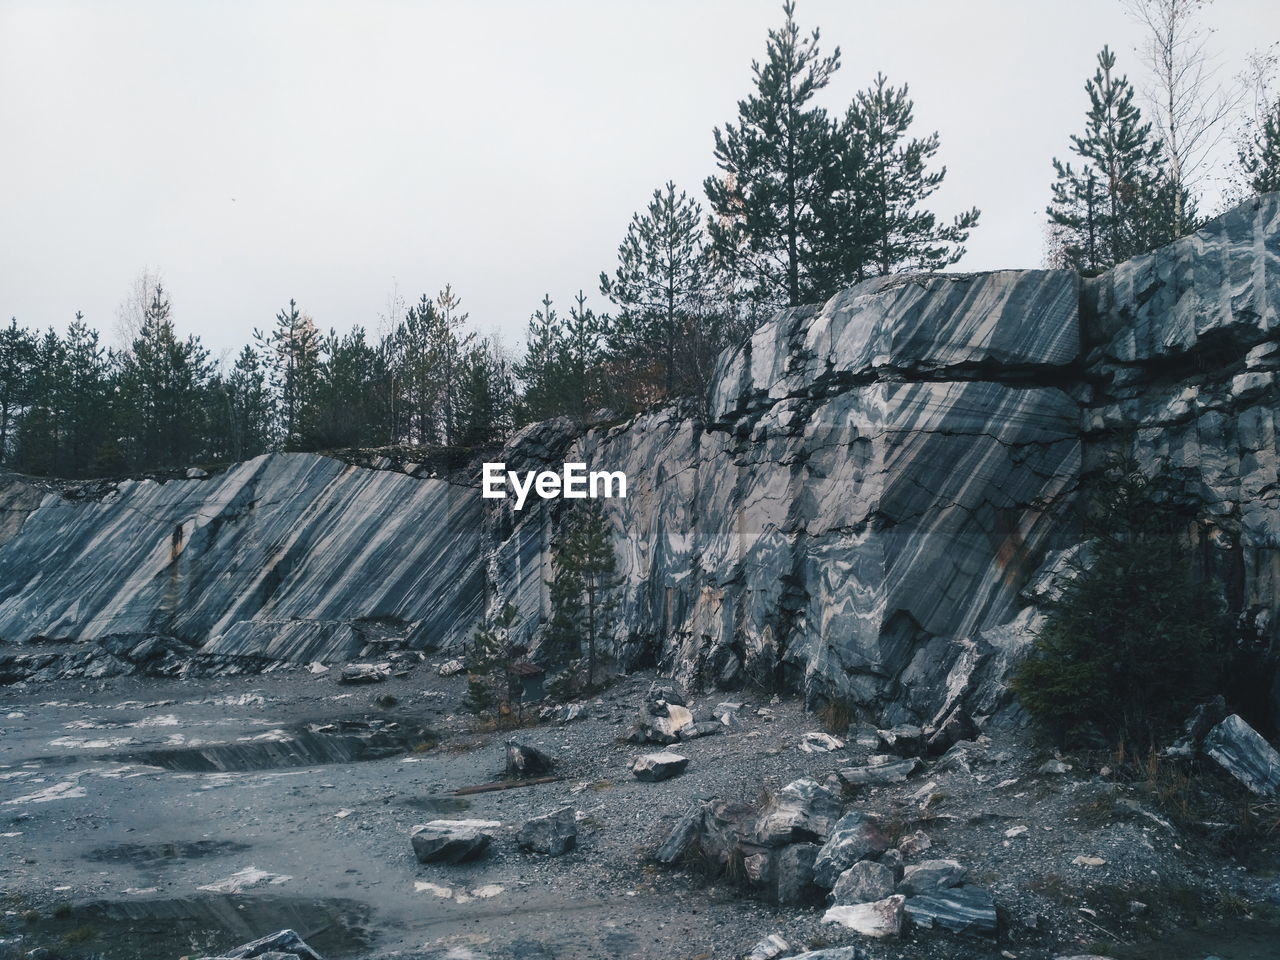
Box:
(0, 454), (482, 667)
(3, 195), (1280, 727)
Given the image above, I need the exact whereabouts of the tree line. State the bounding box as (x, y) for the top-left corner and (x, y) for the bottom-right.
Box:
(4, 1), (1280, 480)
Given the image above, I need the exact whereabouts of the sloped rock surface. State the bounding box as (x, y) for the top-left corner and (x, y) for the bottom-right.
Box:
(0, 454), (482, 662)
(3, 196), (1280, 731)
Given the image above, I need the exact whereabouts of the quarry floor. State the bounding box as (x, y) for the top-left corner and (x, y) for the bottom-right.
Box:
(0, 668), (1277, 960)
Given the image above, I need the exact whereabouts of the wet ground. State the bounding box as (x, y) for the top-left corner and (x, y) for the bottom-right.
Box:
(2, 669), (1278, 960)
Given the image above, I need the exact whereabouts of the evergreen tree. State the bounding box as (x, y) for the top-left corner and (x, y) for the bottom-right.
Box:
(830, 74), (979, 281)
(0, 319), (37, 464)
(62, 313), (111, 473)
(1012, 459), (1227, 746)
(433, 284), (473, 447)
(117, 286), (213, 470)
(514, 294), (568, 424)
(554, 500), (621, 689)
(226, 345), (272, 460)
(601, 182), (709, 401)
(705, 0), (841, 308)
(455, 338), (514, 451)
(461, 603), (523, 724)
(561, 292), (606, 418)
(14, 329), (66, 475)
(255, 300), (320, 450)
(1048, 47), (1168, 272)
(1238, 96), (1280, 194)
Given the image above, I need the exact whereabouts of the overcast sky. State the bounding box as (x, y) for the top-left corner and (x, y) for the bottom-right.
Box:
(2, 0), (1277, 358)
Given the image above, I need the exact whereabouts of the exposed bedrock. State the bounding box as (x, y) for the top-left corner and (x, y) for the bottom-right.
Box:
(3, 194), (1280, 727)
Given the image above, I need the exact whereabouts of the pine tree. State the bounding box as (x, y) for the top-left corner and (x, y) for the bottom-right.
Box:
(555, 500), (621, 689)
(255, 300), (320, 450)
(226, 345), (272, 460)
(14, 329), (66, 475)
(561, 292), (606, 418)
(1238, 96), (1280, 194)
(601, 182), (709, 401)
(1012, 459), (1227, 746)
(62, 313), (111, 473)
(1049, 47), (1168, 272)
(455, 338), (514, 451)
(705, 0), (841, 309)
(830, 74), (979, 281)
(514, 294), (568, 424)
(118, 286), (213, 470)
(461, 603), (523, 724)
(0, 319), (37, 465)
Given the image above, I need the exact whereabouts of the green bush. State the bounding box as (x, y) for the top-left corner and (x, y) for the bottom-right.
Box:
(1012, 458), (1228, 746)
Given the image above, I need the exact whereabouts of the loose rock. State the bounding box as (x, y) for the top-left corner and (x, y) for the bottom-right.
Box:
(831, 859), (896, 905)
(410, 819), (498, 864)
(518, 807), (577, 856)
(630, 751), (689, 782)
(823, 894), (905, 938)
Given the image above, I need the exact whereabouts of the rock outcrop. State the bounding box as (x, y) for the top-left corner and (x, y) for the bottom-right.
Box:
(2, 194), (1279, 727)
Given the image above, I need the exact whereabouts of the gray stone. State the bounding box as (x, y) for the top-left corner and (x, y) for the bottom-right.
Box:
(822, 895), (905, 938)
(505, 740), (555, 778)
(904, 885), (997, 937)
(198, 929), (323, 960)
(1203, 714), (1280, 796)
(813, 812), (890, 888)
(742, 933), (790, 960)
(773, 842), (820, 905)
(410, 820), (498, 864)
(630, 751), (689, 782)
(878, 847), (905, 880)
(518, 807), (577, 856)
(752, 777), (843, 846)
(839, 757), (921, 785)
(654, 803), (704, 865)
(877, 724), (924, 756)
(831, 859), (896, 905)
(897, 858), (966, 895)
(678, 720), (724, 740)
(338, 662), (389, 684)
(787, 949), (867, 960)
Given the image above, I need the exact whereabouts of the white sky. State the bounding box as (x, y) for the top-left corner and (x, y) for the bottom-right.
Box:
(1, 0), (1277, 359)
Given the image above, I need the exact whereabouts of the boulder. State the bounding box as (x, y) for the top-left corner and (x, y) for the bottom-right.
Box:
(678, 720), (724, 740)
(799, 731), (845, 753)
(654, 803), (705, 865)
(831, 859), (896, 905)
(897, 829), (932, 858)
(1203, 713), (1280, 796)
(838, 758), (921, 785)
(773, 842), (820, 905)
(198, 929), (324, 960)
(518, 807), (577, 856)
(742, 933), (790, 960)
(904, 885), (997, 937)
(822, 895), (905, 938)
(631, 751), (689, 782)
(878, 847), (905, 880)
(437, 659), (465, 677)
(410, 819), (498, 864)
(714, 702), (745, 726)
(338, 662), (389, 684)
(752, 777), (843, 846)
(813, 812), (890, 888)
(505, 740), (555, 777)
(877, 724), (924, 756)
(897, 859), (966, 895)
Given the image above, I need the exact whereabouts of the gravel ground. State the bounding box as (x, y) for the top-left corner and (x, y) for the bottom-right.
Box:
(1, 666), (1278, 960)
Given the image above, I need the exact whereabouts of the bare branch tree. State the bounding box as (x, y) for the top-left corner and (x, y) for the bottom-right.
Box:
(1124, 0), (1240, 231)
(114, 268), (165, 347)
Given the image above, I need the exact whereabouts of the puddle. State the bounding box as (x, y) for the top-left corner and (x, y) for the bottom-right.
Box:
(84, 839), (251, 865)
(2, 894), (372, 959)
(121, 717), (437, 773)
